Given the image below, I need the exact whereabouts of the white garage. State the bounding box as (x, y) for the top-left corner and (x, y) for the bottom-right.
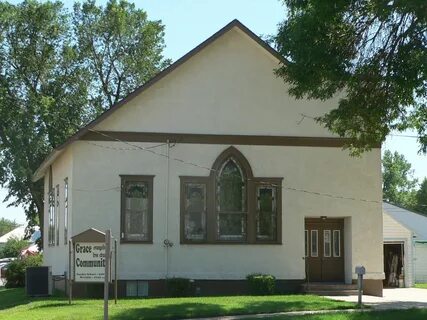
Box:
(383, 202), (427, 287)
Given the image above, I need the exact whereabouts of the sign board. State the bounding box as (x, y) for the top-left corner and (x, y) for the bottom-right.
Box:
(74, 242), (110, 283)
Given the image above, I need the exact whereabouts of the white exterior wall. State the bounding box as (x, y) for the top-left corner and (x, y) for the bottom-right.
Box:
(42, 25), (383, 282)
(43, 148), (73, 276)
(67, 142), (382, 282)
(383, 212), (414, 287)
(415, 243), (427, 283)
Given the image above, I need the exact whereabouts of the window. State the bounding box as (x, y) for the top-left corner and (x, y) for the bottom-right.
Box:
(324, 230), (331, 257)
(304, 230), (309, 257)
(48, 188), (55, 246)
(311, 230), (318, 257)
(64, 178), (68, 245)
(333, 230), (341, 257)
(180, 147), (282, 244)
(217, 158), (246, 241)
(56, 185), (60, 246)
(126, 281), (148, 297)
(121, 175), (153, 243)
(181, 179), (208, 241)
(256, 185), (278, 241)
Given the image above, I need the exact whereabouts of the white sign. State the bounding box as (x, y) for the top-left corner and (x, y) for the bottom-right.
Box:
(74, 242), (109, 283)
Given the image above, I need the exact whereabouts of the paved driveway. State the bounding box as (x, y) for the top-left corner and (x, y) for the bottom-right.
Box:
(326, 288), (427, 309)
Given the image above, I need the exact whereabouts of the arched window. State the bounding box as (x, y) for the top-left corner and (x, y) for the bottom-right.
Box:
(180, 146), (282, 244)
(216, 157), (247, 240)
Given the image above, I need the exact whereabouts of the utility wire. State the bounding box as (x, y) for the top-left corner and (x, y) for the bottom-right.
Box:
(84, 128), (383, 204)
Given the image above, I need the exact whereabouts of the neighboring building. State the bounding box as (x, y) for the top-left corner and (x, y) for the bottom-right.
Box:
(33, 20), (384, 297)
(0, 225), (40, 251)
(383, 202), (427, 286)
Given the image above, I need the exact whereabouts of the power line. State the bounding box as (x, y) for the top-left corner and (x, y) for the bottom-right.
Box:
(84, 128), (382, 204)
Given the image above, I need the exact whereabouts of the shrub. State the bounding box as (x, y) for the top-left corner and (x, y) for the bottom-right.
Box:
(0, 236), (29, 258)
(5, 254), (43, 288)
(246, 273), (276, 295)
(166, 277), (193, 297)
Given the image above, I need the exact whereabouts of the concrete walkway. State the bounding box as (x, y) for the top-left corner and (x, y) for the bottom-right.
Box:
(189, 308), (370, 320)
(326, 288), (427, 310)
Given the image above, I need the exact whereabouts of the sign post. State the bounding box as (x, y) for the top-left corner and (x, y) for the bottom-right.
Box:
(69, 228), (117, 317)
(104, 230), (111, 320)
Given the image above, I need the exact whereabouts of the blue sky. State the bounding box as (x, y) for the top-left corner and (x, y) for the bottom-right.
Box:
(1, 0), (425, 223)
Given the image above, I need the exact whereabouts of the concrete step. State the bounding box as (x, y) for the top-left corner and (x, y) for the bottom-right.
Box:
(302, 283), (359, 296)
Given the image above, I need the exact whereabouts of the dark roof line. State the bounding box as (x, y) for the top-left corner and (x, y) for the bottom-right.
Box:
(33, 19), (286, 181)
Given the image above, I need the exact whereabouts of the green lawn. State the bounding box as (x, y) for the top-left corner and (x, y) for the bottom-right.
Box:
(0, 287), (356, 320)
(250, 309), (427, 319)
(414, 283), (427, 289)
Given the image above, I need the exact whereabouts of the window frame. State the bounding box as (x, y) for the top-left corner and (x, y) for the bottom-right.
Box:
(120, 175), (154, 244)
(55, 184), (60, 246)
(179, 147), (282, 245)
(64, 178), (68, 245)
(180, 176), (211, 244)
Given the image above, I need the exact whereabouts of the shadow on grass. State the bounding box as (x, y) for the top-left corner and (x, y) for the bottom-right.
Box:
(111, 298), (351, 320)
(0, 287), (32, 310)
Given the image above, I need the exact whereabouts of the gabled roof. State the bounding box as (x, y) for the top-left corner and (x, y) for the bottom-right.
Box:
(0, 225), (40, 244)
(71, 228), (106, 242)
(32, 19), (285, 182)
(383, 202), (427, 241)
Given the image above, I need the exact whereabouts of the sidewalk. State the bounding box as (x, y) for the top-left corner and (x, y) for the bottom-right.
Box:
(188, 308), (371, 320)
(325, 288), (427, 310)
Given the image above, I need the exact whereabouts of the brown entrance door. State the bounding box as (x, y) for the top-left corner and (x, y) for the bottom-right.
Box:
(305, 218), (344, 282)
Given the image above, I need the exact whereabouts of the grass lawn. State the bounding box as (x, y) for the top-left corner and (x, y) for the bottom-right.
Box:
(0, 287), (356, 320)
(414, 283), (427, 289)
(249, 309), (427, 319)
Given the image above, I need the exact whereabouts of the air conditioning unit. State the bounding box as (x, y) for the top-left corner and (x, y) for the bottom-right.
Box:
(26, 266), (52, 296)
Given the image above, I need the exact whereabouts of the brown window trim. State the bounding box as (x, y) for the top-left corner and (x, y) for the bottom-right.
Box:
(180, 147), (282, 245)
(120, 175), (154, 244)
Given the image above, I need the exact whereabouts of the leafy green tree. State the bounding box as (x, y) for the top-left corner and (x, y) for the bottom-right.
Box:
(73, 0), (170, 109)
(0, 218), (19, 237)
(0, 0), (169, 243)
(275, 1), (426, 154)
(0, 236), (29, 258)
(416, 178), (427, 214)
(382, 150), (417, 208)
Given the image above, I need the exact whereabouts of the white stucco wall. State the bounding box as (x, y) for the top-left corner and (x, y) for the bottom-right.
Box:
(41, 25), (383, 283)
(383, 212), (414, 287)
(43, 148), (73, 276)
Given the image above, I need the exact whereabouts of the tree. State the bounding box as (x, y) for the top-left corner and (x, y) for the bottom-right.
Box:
(0, 218), (19, 237)
(416, 178), (427, 214)
(0, 236), (29, 258)
(73, 0), (170, 110)
(382, 150), (417, 208)
(0, 0), (169, 243)
(275, 1), (427, 154)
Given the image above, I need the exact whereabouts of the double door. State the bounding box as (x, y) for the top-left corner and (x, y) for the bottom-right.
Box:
(305, 218), (344, 282)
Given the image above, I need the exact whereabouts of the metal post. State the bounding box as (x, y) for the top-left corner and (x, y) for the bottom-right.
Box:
(357, 274), (363, 307)
(104, 230), (111, 320)
(68, 240), (73, 305)
(114, 239), (117, 305)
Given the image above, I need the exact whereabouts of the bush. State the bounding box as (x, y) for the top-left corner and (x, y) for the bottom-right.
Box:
(0, 236), (29, 258)
(5, 254), (43, 288)
(246, 273), (276, 295)
(166, 277), (193, 297)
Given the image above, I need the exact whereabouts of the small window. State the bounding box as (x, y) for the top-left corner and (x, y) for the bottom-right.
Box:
(324, 230), (331, 257)
(304, 230), (309, 257)
(56, 185), (60, 246)
(311, 230), (318, 257)
(121, 176), (154, 243)
(48, 189), (55, 246)
(183, 182), (207, 241)
(333, 230), (341, 257)
(256, 186), (277, 241)
(126, 281), (148, 297)
(64, 178), (68, 245)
